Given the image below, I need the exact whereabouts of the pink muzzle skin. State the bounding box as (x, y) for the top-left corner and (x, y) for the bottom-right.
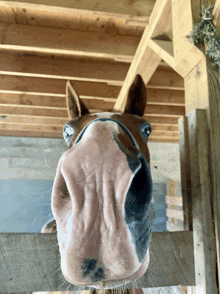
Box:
(51, 121), (154, 289)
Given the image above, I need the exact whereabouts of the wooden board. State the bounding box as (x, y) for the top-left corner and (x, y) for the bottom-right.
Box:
(1, 0), (155, 17)
(188, 109), (218, 294)
(0, 231), (195, 292)
(0, 22), (141, 60)
(178, 116), (192, 231)
(113, 0), (172, 112)
(184, 53), (220, 288)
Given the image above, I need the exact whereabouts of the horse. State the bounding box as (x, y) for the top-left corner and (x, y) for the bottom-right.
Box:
(40, 74), (155, 291)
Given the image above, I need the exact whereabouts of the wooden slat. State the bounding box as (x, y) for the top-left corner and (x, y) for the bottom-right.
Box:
(0, 105), (68, 117)
(0, 51), (130, 82)
(0, 123), (63, 133)
(0, 103), (184, 117)
(148, 69), (184, 90)
(178, 116), (192, 231)
(0, 89), (184, 108)
(141, 88), (184, 105)
(0, 1), (148, 33)
(0, 114), (181, 128)
(0, 70), (184, 96)
(0, 22), (140, 60)
(0, 0), (154, 18)
(0, 231), (195, 292)
(0, 114), (68, 125)
(0, 114), (181, 127)
(143, 115), (180, 125)
(0, 129), (62, 138)
(188, 109), (218, 294)
(0, 75), (121, 98)
(145, 105), (184, 116)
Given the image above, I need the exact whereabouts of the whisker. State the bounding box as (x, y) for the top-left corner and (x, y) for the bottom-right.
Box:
(58, 279), (68, 289)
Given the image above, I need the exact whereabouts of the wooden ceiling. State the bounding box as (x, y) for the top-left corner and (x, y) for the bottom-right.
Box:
(0, 0), (185, 143)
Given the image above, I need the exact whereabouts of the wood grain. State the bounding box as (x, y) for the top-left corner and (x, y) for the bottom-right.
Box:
(178, 116), (192, 231)
(0, 231), (195, 292)
(188, 109), (218, 294)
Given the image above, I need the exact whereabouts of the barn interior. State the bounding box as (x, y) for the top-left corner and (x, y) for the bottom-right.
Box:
(0, 0), (219, 294)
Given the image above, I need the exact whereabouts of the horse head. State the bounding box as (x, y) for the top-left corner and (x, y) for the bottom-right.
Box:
(51, 74), (155, 289)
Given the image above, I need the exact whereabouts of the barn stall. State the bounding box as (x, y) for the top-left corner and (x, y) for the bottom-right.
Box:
(0, 0), (219, 293)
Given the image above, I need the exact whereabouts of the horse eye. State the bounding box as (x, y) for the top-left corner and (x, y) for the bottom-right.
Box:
(63, 125), (74, 142)
(142, 125), (151, 137)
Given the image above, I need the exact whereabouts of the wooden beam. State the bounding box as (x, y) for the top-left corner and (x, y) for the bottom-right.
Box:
(188, 109), (218, 294)
(0, 129), (63, 138)
(148, 39), (175, 70)
(113, 0), (173, 112)
(184, 57), (209, 114)
(0, 103), (184, 118)
(148, 68), (184, 90)
(0, 0), (154, 17)
(143, 115), (180, 125)
(0, 114), (68, 125)
(0, 1), (148, 33)
(0, 114), (180, 128)
(178, 116), (192, 231)
(0, 231), (195, 292)
(0, 75), (121, 98)
(184, 55), (220, 289)
(171, 0), (204, 77)
(0, 51), (130, 83)
(0, 22), (140, 60)
(0, 89), (184, 108)
(0, 69), (184, 95)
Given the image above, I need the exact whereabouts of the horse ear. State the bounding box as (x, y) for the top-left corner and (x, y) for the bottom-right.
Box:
(66, 81), (90, 119)
(124, 74), (146, 117)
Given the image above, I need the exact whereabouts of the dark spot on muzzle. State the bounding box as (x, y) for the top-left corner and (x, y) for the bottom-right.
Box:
(82, 259), (97, 276)
(92, 267), (105, 282)
(82, 259), (106, 282)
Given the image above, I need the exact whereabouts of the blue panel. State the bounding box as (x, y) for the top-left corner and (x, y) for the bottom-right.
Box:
(152, 182), (168, 232)
(0, 180), (53, 232)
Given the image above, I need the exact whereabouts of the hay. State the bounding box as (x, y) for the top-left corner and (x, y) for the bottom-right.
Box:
(187, 4), (220, 70)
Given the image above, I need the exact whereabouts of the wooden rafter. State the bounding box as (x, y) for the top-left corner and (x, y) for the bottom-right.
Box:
(0, 0), (185, 143)
(113, 0), (205, 113)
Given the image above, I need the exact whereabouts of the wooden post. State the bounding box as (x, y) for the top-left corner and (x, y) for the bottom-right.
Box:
(188, 109), (218, 294)
(184, 54), (220, 290)
(178, 116), (193, 231)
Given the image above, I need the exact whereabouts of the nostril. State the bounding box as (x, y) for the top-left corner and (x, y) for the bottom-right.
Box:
(60, 181), (70, 198)
(61, 184), (70, 199)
